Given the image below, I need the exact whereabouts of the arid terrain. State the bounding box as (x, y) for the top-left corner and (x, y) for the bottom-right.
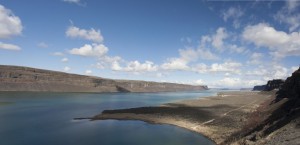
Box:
(0, 65), (207, 92)
(88, 91), (272, 144)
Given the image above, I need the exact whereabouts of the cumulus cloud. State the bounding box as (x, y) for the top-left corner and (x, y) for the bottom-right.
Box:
(0, 5), (23, 39)
(69, 43), (108, 57)
(63, 66), (71, 72)
(274, 1), (300, 32)
(96, 55), (123, 70)
(221, 6), (244, 28)
(228, 44), (247, 54)
(61, 57), (68, 62)
(66, 25), (103, 43)
(194, 79), (205, 85)
(247, 52), (264, 65)
(161, 46), (218, 71)
(161, 58), (189, 71)
(243, 23), (300, 59)
(85, 70), (92, 75)
(122, 61), (158, 73)
(192, 61), (242, 75)
(0, 42), (21, 51)
(212, 27), (228, 51)
(210, 77), (265, 88)
(246, 64), (291, 81)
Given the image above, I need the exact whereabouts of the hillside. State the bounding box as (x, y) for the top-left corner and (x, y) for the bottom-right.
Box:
(228, 67), (300, 145)
(0, 65), (207, 92)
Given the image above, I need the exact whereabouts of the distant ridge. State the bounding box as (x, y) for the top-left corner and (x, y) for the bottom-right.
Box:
(0, 65), (208, 92)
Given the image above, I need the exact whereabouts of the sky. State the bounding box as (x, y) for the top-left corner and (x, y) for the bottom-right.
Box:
(0, 0), (299, 88)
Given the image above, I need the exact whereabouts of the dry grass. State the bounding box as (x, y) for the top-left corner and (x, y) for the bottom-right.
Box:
(242, 96), (274, 132)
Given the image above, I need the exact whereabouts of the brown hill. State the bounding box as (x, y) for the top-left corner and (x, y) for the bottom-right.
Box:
(0, 65), (207, 92)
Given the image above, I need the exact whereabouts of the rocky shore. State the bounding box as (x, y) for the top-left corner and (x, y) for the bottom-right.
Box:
(0, 65), (207, 92)
(86, 67), (300, 145)
(86, 91), (273, 144)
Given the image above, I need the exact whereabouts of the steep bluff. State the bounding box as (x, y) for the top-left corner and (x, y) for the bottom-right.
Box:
(252, 85), (266, 91)
(264, 79), (285, 91)
(231, 67), (300, 145)
(252, 79), (284, 91)
(0, 65), (207, 92)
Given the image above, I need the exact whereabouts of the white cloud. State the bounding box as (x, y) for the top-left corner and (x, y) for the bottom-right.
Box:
(37, 42), (48, 48)
(221, 7), (244, 28)
(246, 64), (291, 81)
(217, 77), (241, 87)
(274, 1), (300, 32)
(212, 27), (228, 51)
(63, 0), (80, 4)
(0, 5), (23, 39)
(192, 61), (242, 75)
(228, 44), (246, 54)
(61, 57), (68, 62)
(161, 46), (218, 71)
(194, 79), (204, 85)
(192, 61), (242, 74)
(0, 42), (21, 51)
(122, 61), (158, 73)
(179, 48), (199, 62)
(197, 48), (219, 60)
(247, 52), (263, 65)
(210, 61), (242, 74)
(243, 23), (300, 59)
(210, 77), (265, 88)
(52, 52), (64, 56)
(69, 43), (108, 57)
(85, 70), (92, 75)
(291, 66), (299, 72)
(97, 55), (123, 70)
(66, 26), (103, 43)
(161, 58), (189, 71)
(63, 66), (71, 72)
(111, 61), (122, 71)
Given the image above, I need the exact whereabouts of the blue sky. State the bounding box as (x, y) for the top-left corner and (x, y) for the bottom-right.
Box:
(0, 0), (299, 88)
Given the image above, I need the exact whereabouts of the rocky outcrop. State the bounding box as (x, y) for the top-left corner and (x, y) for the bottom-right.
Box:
(252, 85), (266, 91)
(252, 79), (284, 91)
(277, 67), (300, 101)
(232, 67), (300, 144)
(0, 65), (208, 92)
(264, 79), (285, 91)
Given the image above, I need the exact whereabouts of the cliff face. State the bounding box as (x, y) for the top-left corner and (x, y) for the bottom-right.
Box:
(236, 67), (300, 145)
(277, 68), (300, 101)
(0, 65), (207, 92)
(252, 79), (284, 91)
(252, 85), (266, 91)
(264, 79), (285, 91)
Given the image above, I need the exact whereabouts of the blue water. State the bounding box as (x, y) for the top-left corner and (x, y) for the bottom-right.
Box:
(0, 90), (218, 145)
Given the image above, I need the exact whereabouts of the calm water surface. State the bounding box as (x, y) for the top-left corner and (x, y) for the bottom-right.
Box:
(0, 90), (219, 145)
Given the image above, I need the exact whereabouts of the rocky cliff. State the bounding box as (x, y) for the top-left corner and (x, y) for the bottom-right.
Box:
(252, 79), (284, 91)
(0, 65), (207, 92)
(252, 85), (266, 91)
(264, 79), (285, 91)
(232, 67), (300, 145)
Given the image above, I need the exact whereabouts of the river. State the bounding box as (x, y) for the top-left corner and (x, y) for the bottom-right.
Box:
(0, 90), (219, 145)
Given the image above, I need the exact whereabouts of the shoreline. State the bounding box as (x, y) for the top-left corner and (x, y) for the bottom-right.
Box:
(80, 91), (274, 144)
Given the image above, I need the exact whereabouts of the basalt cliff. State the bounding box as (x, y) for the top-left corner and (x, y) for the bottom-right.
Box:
(252, 79), (284, 91)
(0, 65), (207, 92)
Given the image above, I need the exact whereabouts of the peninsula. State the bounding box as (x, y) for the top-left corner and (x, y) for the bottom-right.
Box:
(86, 67), (300, 145)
